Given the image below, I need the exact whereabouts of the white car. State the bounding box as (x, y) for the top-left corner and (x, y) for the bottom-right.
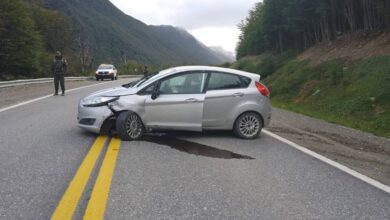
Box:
(96, 64), (118, 81)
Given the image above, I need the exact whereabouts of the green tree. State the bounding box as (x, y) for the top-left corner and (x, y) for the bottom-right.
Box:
(0, 0), (44, 79)
(236, 2), (266, 59)
(236, 0), (390, 58)
(29, 6), (73, 53)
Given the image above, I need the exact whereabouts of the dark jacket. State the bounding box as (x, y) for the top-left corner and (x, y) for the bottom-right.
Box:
(52, 58), (68, 75)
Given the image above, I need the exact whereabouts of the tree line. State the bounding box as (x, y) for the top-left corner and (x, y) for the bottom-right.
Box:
(0, 0), (74, 79)
(236, 0), (390, 59)
(0, 0), (148, 80)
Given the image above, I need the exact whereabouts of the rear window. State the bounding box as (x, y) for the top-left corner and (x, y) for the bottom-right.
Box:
(207, 72), (251, 90)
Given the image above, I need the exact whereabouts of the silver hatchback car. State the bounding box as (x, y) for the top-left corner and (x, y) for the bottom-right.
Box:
(78, 66), (271, 140)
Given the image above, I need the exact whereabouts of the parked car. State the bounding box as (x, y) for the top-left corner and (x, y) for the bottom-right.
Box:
(95, 64), (117, 81)
(78, 66), (271, 140)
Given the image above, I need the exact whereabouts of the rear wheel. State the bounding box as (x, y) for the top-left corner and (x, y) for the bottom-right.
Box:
(116, 111), (144, 141)
(233, 112), (262, 139)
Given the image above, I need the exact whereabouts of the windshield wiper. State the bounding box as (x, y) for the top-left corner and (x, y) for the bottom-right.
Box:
(121, 80), (139, 88)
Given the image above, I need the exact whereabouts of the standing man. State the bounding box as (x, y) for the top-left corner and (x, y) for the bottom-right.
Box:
(52, 51), (67, 96)
(143, 65), (148, 77)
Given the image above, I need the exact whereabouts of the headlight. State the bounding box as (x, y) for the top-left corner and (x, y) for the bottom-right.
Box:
(83, 96), (119, 107)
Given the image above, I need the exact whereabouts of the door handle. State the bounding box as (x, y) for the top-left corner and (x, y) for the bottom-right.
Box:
(232, 92), (244, 97)
(184, 98), (198, 103)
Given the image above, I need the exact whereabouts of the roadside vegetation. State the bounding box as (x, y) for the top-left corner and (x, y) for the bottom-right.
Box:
(234, 0), (390, 138)
(267, 56), (390, 138)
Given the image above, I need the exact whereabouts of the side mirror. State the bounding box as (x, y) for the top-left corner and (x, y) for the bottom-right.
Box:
(151, 81), (160, 100)
(151, 91), (159, 100)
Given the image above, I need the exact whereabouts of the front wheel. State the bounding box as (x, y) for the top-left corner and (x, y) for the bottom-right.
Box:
(116, 111), (144, 141)
(233, 112), (262, 139)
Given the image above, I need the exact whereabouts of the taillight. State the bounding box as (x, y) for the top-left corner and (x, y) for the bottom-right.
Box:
(255, 82), (270, 97)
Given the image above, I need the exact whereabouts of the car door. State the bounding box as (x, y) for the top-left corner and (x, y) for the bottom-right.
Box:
(144, 71), (207, 131)
(203, 72), (251, 129)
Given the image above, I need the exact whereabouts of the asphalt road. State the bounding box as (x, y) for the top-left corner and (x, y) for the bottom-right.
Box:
(0, 79), (389, 219)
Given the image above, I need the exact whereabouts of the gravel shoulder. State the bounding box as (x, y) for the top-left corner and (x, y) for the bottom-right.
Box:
(268, 108), (390, 185)
(1, 82), (389, 185)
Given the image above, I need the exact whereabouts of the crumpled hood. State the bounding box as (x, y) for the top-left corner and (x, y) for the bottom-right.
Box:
(83, 86), (138, 99)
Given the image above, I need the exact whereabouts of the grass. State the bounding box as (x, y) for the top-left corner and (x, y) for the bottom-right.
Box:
(263, 56), (390, 139)
(231, 50), (298, 79)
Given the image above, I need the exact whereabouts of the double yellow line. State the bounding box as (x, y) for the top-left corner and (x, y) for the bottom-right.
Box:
(51, 136), (121, 220)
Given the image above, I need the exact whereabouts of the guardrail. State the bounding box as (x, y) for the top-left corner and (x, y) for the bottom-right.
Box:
(0, 75), (142, 89)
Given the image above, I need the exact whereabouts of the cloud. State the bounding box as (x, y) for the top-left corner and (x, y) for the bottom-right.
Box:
(189, 27), (241, 52)
(164, 0), (258, 29)
(109, 0), (259, 52)
(110, 0), (257, 28)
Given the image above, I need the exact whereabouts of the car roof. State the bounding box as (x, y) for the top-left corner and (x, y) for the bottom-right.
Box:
(159, 66), (260, 79)
(99, 64), (114, 67)
(136, 66), (261, 90)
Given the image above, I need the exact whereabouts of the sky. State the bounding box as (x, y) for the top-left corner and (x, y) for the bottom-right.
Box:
(108, 0), (259, 53)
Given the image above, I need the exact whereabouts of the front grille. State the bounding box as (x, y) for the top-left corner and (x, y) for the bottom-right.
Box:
(98, 72), (109, 75)
(79, 118), (96, 125)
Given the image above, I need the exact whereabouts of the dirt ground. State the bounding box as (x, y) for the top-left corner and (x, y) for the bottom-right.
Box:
(298, 32), (390, 65)
(1, 82), (389, 185)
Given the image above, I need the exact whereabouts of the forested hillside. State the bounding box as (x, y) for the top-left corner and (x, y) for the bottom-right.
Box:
(46, 0), (225, 68)
(235, 0), (390, 138)
(0, 0), (227, 80)
(237, 0), (390, 58)
(0, 0), (73, 79)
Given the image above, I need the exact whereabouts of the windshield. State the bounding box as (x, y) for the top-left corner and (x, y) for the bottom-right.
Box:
(98, 65), (113, 70)
(121, 73), (157, 88)
(121, 67), (175, 89)
(135, 68), (174, 87)
(135, 73), (158, 87)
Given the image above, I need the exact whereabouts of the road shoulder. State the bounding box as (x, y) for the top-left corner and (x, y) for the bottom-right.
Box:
(268, 108), (390, 185)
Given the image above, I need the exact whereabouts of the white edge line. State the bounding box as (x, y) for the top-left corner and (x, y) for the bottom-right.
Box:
(263, 129), (390, 194)
(0, 82), (111, 113)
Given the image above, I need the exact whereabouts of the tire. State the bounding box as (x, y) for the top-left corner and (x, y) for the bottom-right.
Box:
(116, 111), (144, 141)
(115, 76), (118, 80)
(233, 112), (262, 139)
(96, 77), (99, 81)
(111, 76), (114, 80)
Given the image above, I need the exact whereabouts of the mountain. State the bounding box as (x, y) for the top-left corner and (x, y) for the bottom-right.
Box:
(209, 46), (236, 63)
(45, 0), (226, 66)
(149, 26), (227, 65)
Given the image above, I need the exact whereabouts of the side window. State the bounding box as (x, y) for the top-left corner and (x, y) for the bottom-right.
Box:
(207, 72), (246, 90)
(159, 72), (206, 94)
